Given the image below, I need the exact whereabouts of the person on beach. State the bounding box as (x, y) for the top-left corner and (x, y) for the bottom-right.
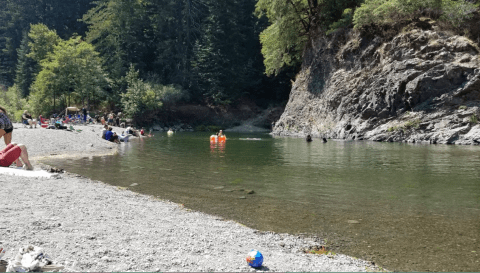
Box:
(108, 113), (114, 126)
(109, 132), (120, 144)
(22, 110), (37, 128)
(105, 127), (114, 141)
(82, 107), (87, 124)
(140, 128), (145, 136)
(101, 125), (109, 139)
(0, 106), (13, 145)
(0, 142), (33, 170)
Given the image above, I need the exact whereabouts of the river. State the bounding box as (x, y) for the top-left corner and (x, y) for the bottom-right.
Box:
(44, 132), (480, 271)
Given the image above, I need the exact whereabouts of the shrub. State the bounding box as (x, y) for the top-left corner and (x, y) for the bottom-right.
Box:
(327, 9), (354, 35)
(195, 125), (207, 131)
(207, 125), (221, 132)
(404, 119), (421, 129)
(469, 114), (478, 124)
(353, 0), (478, 29)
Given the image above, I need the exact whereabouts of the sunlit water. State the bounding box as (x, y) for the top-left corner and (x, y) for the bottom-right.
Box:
(44, 132), (480, 271)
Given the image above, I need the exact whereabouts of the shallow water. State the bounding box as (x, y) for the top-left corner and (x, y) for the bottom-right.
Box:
(44, 132), (480, 271)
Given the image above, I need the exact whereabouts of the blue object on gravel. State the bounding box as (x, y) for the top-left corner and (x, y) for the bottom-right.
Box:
(246, 249), (263, 268)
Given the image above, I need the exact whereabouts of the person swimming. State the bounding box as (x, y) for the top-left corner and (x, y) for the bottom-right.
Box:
(306, 135), (313, 142)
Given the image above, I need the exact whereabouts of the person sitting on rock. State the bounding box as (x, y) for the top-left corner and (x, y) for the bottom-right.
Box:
(22, 110), (37, 128)
(0, 142), (33, 170)
(109, 132), (120, 144)
(105, 127), (114, 141)
(101, 125), (109, 139)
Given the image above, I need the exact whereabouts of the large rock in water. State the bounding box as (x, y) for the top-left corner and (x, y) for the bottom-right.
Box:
(273, 20), (480, 145)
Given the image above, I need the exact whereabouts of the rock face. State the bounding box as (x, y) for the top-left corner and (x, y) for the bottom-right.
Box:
(273, 20), (480, 145)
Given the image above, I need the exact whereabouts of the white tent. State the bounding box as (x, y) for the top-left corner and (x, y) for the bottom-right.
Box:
(66, 107), (80, 114)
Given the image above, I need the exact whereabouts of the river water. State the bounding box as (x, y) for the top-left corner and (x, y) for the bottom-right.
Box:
(44, 132), (480, 271)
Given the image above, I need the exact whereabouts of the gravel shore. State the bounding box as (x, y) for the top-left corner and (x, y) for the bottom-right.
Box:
(0, 124), (383, 272)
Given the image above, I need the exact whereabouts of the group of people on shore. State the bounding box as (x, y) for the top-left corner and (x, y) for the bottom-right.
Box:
(0, 106), (34, 170)
(101, 125), (150, 144)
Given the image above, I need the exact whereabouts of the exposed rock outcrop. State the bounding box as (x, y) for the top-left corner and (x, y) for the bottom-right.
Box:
(273, 20), (480, 145)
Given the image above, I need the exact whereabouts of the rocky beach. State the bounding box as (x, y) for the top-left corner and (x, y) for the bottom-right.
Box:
(0, 124), (382, 272)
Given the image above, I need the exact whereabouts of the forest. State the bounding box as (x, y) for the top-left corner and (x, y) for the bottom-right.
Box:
(0, 0), (478, 125)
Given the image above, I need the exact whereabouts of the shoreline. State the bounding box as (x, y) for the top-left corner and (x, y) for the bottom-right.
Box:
(0, 125), (383, 272)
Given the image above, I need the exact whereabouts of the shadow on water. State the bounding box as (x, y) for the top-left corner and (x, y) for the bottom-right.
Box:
(44, 132), (480, 271)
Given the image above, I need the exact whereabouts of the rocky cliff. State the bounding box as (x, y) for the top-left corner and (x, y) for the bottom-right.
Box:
(273, 20), (480, 144)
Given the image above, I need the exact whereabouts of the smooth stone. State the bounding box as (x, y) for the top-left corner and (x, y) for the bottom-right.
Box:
(347, 220), (360, 224)
(129, 183), (139, 187)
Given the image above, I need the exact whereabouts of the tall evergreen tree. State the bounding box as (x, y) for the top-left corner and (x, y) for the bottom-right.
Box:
(14, 31), (35, 97)
(192, 0), (265, 105)
(0, 0), (95, 86)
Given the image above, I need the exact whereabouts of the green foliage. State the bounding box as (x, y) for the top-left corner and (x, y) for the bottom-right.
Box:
(83, 0), (154, 81)
(255, 0), (309, 76)
(469, 114), (478, 124)
(459, 105), (467, 110)
(157, 84), (189, 106)
(14, 31), (35, 97)
(327, 8), (354, 35)
(2, 0), (295, 118)
(353, 0), (478, 29)
(403, 118), (421, 129)
(0, 0), (93, 85)
(387, 118), (421, 133)
(255, 0), (364, 75)
(0, 84), (27, 121)
(27, 24), (61, 63)
(194, 124), (221, 132)
(121, 65), (163, 120)
(29, 25), (108, 114)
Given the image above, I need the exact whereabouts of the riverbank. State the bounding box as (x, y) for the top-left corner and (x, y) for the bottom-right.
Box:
(0, 124), (383, 271)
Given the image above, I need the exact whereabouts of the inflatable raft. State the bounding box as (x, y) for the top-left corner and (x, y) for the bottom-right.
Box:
(210, 135), (226, 142)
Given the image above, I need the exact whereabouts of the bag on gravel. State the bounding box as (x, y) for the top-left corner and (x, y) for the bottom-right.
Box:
(6, 245), (64, 272)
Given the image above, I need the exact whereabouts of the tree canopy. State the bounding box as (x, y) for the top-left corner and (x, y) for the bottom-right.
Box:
(0, 0), (477, 123)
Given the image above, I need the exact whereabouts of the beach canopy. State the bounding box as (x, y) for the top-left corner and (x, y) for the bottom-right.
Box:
(66, 107), (79, 113)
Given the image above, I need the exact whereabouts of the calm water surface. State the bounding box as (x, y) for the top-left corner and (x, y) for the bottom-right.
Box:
(44, 132), (480, 271)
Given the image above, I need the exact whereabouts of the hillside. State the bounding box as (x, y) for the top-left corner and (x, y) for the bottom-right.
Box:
(273, 19), (480, 145)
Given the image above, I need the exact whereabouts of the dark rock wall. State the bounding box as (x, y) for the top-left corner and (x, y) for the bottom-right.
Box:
(273, 22), (480, 145)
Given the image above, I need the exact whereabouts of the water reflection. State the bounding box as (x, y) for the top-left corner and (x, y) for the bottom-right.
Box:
(44, 133), (480, 271)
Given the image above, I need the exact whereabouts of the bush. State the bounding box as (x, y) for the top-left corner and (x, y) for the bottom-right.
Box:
(327, 9), (355, 35)
(157, 84), (189, 106)
(353, 0), (478, 29)
(0, 85), (28, 121)
(195, 125), (207, 131)
(207, 125), (221, 132)
(469, 114), (478, 124)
